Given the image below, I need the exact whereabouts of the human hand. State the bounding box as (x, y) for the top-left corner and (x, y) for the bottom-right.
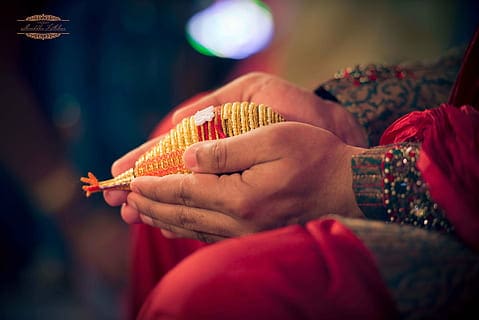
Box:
(119, 122), (366, 242)
(104, 73), (367, 235)
(171, 72), (367, 147)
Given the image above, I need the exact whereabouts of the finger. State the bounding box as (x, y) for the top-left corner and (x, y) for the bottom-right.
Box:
(172, 72), (272, 124)
(104, 190), (129, 207)
(121, 203), (206, 239)
(121, 203), (183, 238)
(127, 190), (244, 237)
(131, 123), (313, 214)
(183, 124), (285, 174)
(140, 214), (226, 243)
(130, 163), (290, 220)
(121, 202), (141, 224)
(120, 202), (184, 237)
(161, 229), (181, 239)
(111, 136), (163, 176)
(131, 174), (242, 218)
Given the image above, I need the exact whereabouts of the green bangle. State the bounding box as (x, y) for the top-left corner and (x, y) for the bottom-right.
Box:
(351, 147), (388, 220)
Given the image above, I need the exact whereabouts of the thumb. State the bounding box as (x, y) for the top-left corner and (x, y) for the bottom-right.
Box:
(183, 127), (279, 174)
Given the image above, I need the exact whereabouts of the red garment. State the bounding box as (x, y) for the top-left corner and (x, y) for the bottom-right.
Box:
(128, 28), (479, 320)
(381, 105), (479, 251)
(137, 219), (396, 320)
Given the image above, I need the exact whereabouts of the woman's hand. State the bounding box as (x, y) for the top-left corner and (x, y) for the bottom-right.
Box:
(172, 72), (367, 147)
(117, 122), (366, 242)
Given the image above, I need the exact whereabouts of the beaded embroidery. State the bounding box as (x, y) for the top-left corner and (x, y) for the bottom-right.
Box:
(352, 143), (454, 233)
(382, 144), (453, 232)
(333, 64), (415, 86)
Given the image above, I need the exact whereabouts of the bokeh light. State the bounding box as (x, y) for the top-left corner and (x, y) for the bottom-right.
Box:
(186, 0), (274, 59)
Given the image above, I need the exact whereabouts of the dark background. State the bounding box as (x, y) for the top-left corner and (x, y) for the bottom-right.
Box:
(1, 1), (477, 319)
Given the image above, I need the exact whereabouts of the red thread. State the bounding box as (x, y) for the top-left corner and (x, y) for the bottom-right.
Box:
(215, 112), (226, 139)
(203, 122), (209, 140)
(210, 116), (217, 139)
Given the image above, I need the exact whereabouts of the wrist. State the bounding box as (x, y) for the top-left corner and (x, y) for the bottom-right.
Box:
(339, 145), (368, 219)
(350, 143), (454, 233)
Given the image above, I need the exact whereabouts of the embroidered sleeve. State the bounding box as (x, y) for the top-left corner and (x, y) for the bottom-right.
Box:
(316, 48), (463, 146)
(351, 143), (453, 233)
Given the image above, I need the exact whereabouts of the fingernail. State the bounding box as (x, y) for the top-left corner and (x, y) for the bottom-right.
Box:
(130, 178), (140, 193)
(140, 214), (154, 225)
(128, 199), (137, 210)
(121, 203), (142, 224)
(184, 145), (199, 170)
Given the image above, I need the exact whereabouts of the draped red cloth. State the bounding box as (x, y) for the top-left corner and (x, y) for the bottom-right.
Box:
(380, 105), (479, 251)
(127, 28), (479, 319)
(137, 220), (397, 320)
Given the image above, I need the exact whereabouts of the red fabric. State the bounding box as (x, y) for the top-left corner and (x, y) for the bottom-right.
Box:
(419, 106), (479, 249)
(128, 225), (208, 320)
(379, 109), (434, 144)
(381, 105), (479, 251)
(137, 219), (397, 320)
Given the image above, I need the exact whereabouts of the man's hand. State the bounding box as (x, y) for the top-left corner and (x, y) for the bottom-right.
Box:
(104, 72), (368, 239)
(117, 122), (366, 242)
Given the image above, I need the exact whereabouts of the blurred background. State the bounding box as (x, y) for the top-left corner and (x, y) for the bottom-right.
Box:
(1, 0), (477, 319)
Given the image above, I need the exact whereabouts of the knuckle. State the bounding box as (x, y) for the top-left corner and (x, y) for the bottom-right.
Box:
(241, 72), (276, 101)
(231, 194), (255, 219)
(210, 141), (228, 172)
(128, 193), (148, 214)
(265, 125), (288, 144)
(242, 71), (269, 81)
(217, 176), (256, 219)
(149, 217), (165, 229)
(175, 205), (196, 228)
(141, 201), (155, 217)
(153, 185), (165, 202)
(177, 177), (193, 206)
(159, 222), (174, 232)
